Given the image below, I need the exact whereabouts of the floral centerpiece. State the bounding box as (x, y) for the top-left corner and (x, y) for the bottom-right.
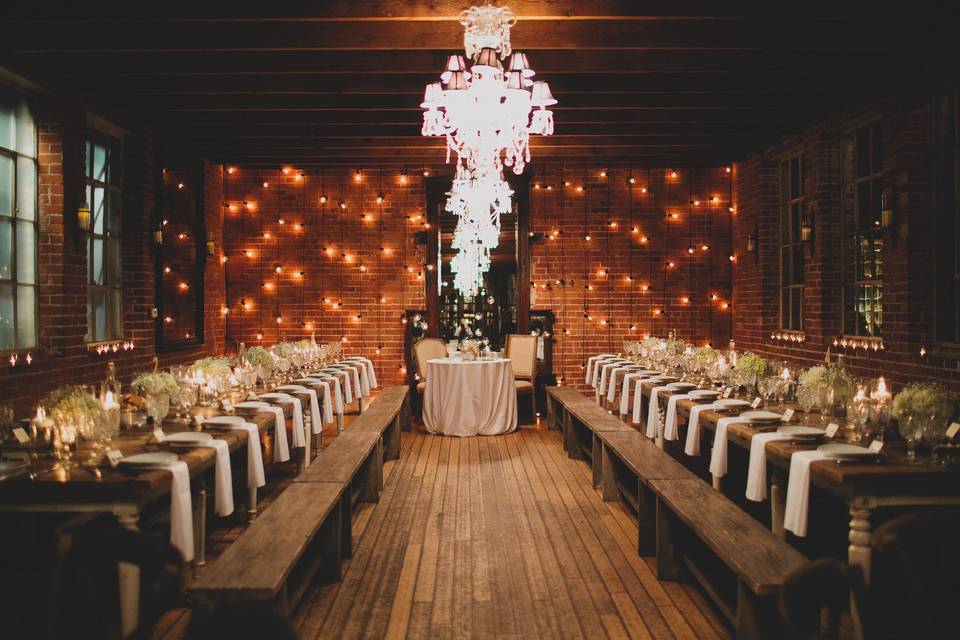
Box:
(692, 345), (719, 370)
(192, 357), (232, 380)
(42, 386), (106, 465)
(665, 338), (687, 355)
(796, 363), (854, 420)
(131, 371), (179, 423)
(245, 345), (275, 385)
(892, 382), (960, 458)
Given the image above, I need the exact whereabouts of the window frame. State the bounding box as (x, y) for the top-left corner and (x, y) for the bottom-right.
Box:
(778, 154), (805, 331)
(0, 97), (39, 353)
(84, 131), (124, 344)
(841, 121), (885, 338)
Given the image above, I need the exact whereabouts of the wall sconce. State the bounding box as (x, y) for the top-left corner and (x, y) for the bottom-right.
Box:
(800, 211), (814, 243)
(206, 240), (216, 256)
(880, 190), (894, 230)
(77, 200), (91, 232)
(746, 229), (757, 254)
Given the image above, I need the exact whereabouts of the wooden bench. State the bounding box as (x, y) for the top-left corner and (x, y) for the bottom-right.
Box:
(189, 388), (406, 619)
(546, 386), (635, 488)
(189, 482), (343, 617)
(650, 478), (808, 639)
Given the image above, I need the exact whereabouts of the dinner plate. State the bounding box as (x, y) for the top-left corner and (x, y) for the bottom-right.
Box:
(204, 415), (246, 426)
(235, 401), (272, 411)
(165, 432), (214, 445)
(817, 443), (880, 460)
(630, 370), (660, 376)
(258, 393), (293, 402)
(689, 389), (721, 399)
(666, 382), (698, 391)
(740, 410), (783, 424)
(118, 452), (179, 468)
(714, 399), (751, 410)
(777, 425), (826, 440)
(276, 385), (308, 392)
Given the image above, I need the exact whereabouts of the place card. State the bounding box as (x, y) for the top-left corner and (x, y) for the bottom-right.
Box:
(868, 439), (885, 453)
(825, 422), (840, 438)
(152, 426), (166, 442)
(781, 409), (795, 423)
(106, 449), (124, 467)
(751, 396), (762, 409)
(220, 400), (234, 413)
(11, 427), (30, 444)
(947, 422), (960, 440)
(722, 387), (732, 398)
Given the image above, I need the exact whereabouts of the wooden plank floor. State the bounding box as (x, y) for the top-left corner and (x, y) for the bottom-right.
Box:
(289, 425), (731, 640)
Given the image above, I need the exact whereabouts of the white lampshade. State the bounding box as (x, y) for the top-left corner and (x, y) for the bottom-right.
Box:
(473, 47), (502, 74)
(507, 52), (535, 78)
(441, 55), (470, 83)
(530, 81), (557, 107)
(420, 82), (443, 108)
(505, 70), (526, 91)
(444, 71), (469, 91)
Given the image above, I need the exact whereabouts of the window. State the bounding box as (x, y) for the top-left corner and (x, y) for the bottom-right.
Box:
(841, 122), (884, 337)
(779, 155), (804, 330)
(0, 97), (37, 352)
(934, 90), (959, 344)
(85, 134), (123, 342)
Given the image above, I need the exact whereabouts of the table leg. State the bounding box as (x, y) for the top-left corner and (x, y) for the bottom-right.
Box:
(336, 412), (344, 434)
(247, 484), (258, 523)
(303, 418), (311, 470)
(712, 474), (722, 491)
(770, 468), (787, 538)
(114, 506), (140, 637)
(849, 502), (873, 640)
(193, 480), (207, 568)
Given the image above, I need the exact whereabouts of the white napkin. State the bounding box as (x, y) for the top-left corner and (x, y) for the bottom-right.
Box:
(745, 432), (791, 502)
(586, 355), (616, 385)
(645, 386), (673, 438)
(684, 403), (719, 456)
(324, 369), (353, 403)
(606, 366), (635, 403)
(278, 386), (322, 434)
(632, 378), (647, 423)
(597, 361), (628, 394)
(784, 451), (829, 537)
(217, 422), (266, 488)
(346, 357), (377, 388)
(663, 394), (696, 441)
(708, 416), (742, 479)
(261, 396), (304, 450)
(253, 405), (290, 462)
(316, 376), (344, 414)
(165, 460), (194, 562)
(197, 438), (234, 516)
(337, 364), (363, 398)
(619, 372), (651, 415)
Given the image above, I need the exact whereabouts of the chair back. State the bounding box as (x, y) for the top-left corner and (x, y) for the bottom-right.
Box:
(505, 334), (538, 379)
(413, 338), (447, 380)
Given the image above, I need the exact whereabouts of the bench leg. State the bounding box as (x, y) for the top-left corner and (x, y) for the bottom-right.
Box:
(638, 482), (657, 557)
(545, 396), (556, 430)
(735, 581), (779, 640)
(340, 493), (353, 559)
(600, 443), (618, 500)
(771, 468), (787, 538)
(591, 434), (603, 489)
(655, 496), (684, 581)
(247, 484), (258, 523)
(385, 414), (401, 460)
(336, 412), (344, 434)
(400, 396), (412, 432)
(359, 441), (383, 503)
(562, 410), (578, 458)
(318, 502), (343, 584)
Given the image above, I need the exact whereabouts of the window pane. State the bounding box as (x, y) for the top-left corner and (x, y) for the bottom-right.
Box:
(108, 188), (122, 234)
(0, 219), (11, 280)
(109, 144), (122, 186)
(791, 202), (802, 242)
(16, 285), (35, 348)
(92, 143), (107, 182)
(781, 289), (789, 327)
(857, 182), (872, 231)
(108, 289), (122, 340)
(108, 238), (121, 285)
(16, 221), (35, 285)
(790, 157), (801, 199)
(871, 125), (882, 173)
(15, 157), (35, 221)
(793, 246), (804, 285)
(856, 127), (870, 177)
(780, 246), (790, 286)
(92, 186), (105, 235)
(90, 290), (106, 342)
(90, 238), (105, 285)
(0, 103), (12, 150)
(0, 284), (12, 350)
(0, 155), (12, 216)
(85, 140), (93, 178)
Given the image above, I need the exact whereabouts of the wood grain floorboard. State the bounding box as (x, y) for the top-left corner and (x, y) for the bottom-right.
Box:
(159, 423), (732, 640)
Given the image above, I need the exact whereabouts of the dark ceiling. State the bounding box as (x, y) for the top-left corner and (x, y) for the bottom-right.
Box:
(1, 1), (955, 168)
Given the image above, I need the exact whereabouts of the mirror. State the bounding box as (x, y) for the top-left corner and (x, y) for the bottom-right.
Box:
(155, 151), (205, 350)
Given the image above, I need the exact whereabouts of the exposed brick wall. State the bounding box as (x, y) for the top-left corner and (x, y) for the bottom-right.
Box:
(0, 100), (226, 415)
(528, 167), (734, 390)
(222, 165), (734, 392)
(222, 168), (427, 387)
(732, 96), (960, 391)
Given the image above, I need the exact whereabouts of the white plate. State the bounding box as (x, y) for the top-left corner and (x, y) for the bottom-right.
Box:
(118, 452), (179, 468)
(666, 382), (698, 391)
(714, 399), (752, 409)
(631, 370), (660, 376)
(818, 443), (879, 460)
(204, 415), (246, 425)
(165, 432), (214, 445)
(277, 385), (307, 392)
(235, 401), (272, 411)
(777, 425), (826, 439)
(689, 389), (721, 398)
(740, 410), (783, 424)
(258, 393), (293, 402)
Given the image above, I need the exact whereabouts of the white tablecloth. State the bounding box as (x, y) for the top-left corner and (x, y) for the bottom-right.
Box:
(423, 357), (518, 437)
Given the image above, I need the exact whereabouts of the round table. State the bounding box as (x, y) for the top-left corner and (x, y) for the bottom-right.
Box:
(423, 357), (518, 437)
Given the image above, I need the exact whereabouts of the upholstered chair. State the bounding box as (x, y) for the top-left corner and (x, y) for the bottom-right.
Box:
(413, 337), (448, 396)
(505, 334), (538, 419)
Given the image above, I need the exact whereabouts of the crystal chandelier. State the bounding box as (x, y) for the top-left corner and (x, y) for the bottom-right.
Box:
(424, 3), (556, 298)
(421, 3), (557, 177)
